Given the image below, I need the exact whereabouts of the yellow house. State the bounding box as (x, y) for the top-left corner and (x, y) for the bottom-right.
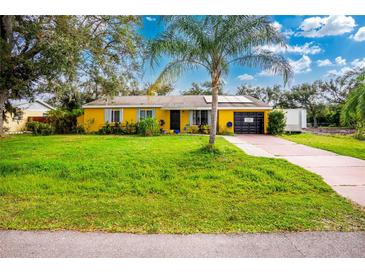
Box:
(78, 95), (272, 134)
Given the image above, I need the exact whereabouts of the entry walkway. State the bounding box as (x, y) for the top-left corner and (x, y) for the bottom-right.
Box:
(224, 135), (365, 206)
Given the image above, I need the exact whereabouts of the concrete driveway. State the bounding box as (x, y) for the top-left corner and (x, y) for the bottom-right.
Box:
(1, 230), (364, 258)
(224, 135), (365, 206)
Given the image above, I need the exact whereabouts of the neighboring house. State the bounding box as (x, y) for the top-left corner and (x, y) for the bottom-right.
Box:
(79, 95), (272, 134)
(4, 100), (55, 132)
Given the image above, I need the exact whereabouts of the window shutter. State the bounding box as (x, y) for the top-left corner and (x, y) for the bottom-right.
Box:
(104, 109), (111, 123)
(136, 109), (140, 122)
(120, 109), (123, 123)
(152, 109), (156, 118)
(208, 110), (212, 126)
(189, 111), (193, 125)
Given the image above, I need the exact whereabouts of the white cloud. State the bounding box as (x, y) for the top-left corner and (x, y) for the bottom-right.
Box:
(271, 21), (282, 32)
(325, 67), (352, 77)
(351, 58), (365, 68)
(326, 57), (365, 78)
(237, 74), (254, 81)
(317, 59), (333, 67)
(145, 16), (156, 22)
(258, 55), (312, 76)
(335, 56), (347, 66)
(353, 26), (365, 42)
(289, 55), (312, 73)
(298, 15), (356, 37)
(257, 42), (322, 55)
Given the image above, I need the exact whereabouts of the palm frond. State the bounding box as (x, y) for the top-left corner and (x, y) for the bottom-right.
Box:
(229, 50), (292, 84)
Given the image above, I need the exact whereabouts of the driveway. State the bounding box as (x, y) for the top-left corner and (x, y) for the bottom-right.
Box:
(1, 230), (364, 258)
(224, 135), (365, 206)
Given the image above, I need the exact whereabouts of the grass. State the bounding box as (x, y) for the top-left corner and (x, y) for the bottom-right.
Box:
(282, 133), (365, 160)
(0, 134), (364, 233)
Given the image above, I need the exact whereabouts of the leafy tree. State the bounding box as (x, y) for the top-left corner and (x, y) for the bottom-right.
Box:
(182, 81), (224, 95)
(148, 16), (291, 146)
(341, 72), (365, 138)
(236, 84), (282, 106)
(182, 82), (209, 95)
(0, 15), (141, 135)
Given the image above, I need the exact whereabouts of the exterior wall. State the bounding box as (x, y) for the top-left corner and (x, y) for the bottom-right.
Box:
(83, 108), (105, 132)
(81, 107), (270, 134)
(218, 109), (270, 134)
(180, 110), (189, 133)
(4, 110), (45, 132)
(155, 108), (170, 131)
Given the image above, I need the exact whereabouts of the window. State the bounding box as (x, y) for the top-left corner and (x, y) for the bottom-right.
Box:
(139, 109), (153, 120)
(193, 110), (208, 125)
(111, 110), (121, 123)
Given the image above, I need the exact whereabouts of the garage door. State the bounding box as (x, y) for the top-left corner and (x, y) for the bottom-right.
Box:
(234, 112), (264, 134)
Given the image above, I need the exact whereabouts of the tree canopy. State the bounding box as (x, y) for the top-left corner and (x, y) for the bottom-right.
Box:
(0, 15), (142, 134)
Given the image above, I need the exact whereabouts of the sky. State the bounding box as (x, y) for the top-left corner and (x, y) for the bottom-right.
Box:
(138, 15), (365, 94)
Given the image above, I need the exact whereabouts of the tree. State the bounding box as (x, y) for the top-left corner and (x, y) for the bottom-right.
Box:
(182, 81), (224, 95)
(236, 84), (282, 106)
(341, 72), (365, 138)
(148, 16), (291, 146)
(0, 16), (141, 135)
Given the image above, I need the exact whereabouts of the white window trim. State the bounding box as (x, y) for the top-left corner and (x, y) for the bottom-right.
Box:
(191, 110), (210, 126)
(138, 109), (155, 121)
(105, 108), (123, 123)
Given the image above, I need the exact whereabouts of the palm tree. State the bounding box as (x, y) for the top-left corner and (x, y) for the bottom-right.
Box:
(341, 71), (365, 138)
(148, 16), (292, 146)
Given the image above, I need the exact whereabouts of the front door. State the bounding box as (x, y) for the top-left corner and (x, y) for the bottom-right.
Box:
(170, 110), (180, 131)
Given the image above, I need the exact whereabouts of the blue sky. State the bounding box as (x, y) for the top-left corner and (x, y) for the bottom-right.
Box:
(139, 15), (365, 94)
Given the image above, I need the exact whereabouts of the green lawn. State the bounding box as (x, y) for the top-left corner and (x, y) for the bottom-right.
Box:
(0, 135), (364, 233)
(282, 133), (365, 160)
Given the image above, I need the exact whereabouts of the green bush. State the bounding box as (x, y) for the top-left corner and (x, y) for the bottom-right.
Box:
(125, 121), (139, 134)
(26, 121), (55, 135)
(98, 122), (127, 135)
(46, 108), (83, 134)
(187, 125), (200, 134)
(200, 124), (210, 134)
(138, 117), (160, 136)
(268, 110), (286, 135)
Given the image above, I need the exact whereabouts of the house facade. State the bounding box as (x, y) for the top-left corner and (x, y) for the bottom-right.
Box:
(78, 95), (272, 134)
(4, 100), (54, 132)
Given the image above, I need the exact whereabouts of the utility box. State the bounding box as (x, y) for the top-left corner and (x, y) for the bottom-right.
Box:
(283, 109), (307, 132)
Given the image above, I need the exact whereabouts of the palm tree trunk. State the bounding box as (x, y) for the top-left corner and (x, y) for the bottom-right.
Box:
(209, 72), (219, 145)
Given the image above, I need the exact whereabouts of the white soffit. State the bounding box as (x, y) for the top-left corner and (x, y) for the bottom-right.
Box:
(203, 95), (252, 103)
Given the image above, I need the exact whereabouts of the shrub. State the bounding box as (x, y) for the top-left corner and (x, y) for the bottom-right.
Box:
(125, 121), (138, 134)
(268, 110), (286, 135)
(138, 117), (160, 136)
(187, 125), (200, 134)
(26, 121), (55, 135)
(46, 108), (83, 134)
(98, 122), (127, 135)
(200, 124), (210, 134)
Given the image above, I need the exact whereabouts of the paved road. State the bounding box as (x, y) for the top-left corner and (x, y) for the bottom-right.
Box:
(224, 135), (365, 206)
(0, 230), (364, 257)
